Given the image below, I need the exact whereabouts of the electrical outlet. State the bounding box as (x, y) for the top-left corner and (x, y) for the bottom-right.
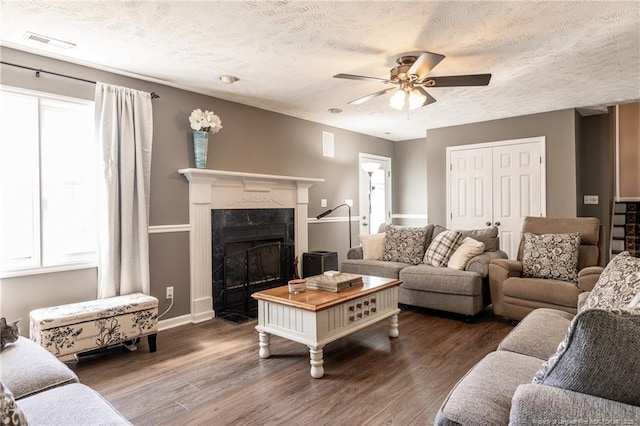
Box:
(321, 198), (327, 207)
(584, 195), (599, 205)
(345, 199), (353, 207)
(166, 286), (174, 300)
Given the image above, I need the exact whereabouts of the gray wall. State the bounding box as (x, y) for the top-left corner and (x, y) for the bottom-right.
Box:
(0, 47), (393, 330)
(425, 109), (578, 226)
(576, 112), (613, 264)
(393, 137), (428, 226)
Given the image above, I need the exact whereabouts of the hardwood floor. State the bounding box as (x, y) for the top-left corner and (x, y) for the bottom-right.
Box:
(72, 306), (513, 426)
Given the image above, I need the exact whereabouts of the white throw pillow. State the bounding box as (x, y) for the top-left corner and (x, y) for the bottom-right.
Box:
(360, 232), (386, 260)
(447, 237), (485, 270)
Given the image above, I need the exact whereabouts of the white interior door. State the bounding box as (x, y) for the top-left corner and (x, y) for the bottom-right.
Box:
(359, 154), (391, 235)
(492, 142), (544, 259)
(448, 137), (546, 259)
(449, 147), (493, 230)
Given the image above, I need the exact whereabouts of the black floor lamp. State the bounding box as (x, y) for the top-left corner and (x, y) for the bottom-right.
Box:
(316, 203), (352, 248)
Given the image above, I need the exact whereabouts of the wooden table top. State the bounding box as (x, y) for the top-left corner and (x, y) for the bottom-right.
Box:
(251, 275), (401, 312)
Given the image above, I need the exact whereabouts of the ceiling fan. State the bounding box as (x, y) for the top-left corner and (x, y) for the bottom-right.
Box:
(333, 52), (491, 111)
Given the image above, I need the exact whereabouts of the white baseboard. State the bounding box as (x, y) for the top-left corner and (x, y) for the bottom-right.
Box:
(158, 309), (218, 331)
(158, 314), (192, 331)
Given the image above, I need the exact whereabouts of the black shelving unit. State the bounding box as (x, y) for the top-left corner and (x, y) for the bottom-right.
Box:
(611, 202), (639, 258)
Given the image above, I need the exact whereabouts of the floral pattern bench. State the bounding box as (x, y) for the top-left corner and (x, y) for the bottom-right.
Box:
(29, 293), (158, 361)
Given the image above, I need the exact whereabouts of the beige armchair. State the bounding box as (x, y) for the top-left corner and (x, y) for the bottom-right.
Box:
(489, 217), (604, 320)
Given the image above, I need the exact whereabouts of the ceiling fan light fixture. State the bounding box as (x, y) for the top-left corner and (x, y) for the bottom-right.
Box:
(408, 88), (427, 110)
(389, 86), (428, 111)
(389, 90), (407, 110)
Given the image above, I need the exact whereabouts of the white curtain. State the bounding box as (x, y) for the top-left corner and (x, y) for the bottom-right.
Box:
(95, 82), (153, 298)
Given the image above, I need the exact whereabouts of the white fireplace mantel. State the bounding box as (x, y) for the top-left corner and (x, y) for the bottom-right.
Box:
(179, 168), (324, 323)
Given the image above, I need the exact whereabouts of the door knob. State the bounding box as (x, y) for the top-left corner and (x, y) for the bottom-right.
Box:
(485, 221), (491, 226)
(495, 221), (501, 226)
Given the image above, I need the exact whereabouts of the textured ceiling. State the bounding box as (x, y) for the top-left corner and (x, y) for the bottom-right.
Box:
(1, 1), (639, 141)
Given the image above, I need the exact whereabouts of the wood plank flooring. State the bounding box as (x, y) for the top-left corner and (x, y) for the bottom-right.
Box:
(71, 306), (513, 426)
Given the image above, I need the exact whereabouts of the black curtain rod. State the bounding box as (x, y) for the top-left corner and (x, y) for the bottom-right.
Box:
(1, 61), (160, 99)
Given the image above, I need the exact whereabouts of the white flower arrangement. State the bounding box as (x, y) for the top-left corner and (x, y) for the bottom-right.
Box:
(188, 108), (223, 134)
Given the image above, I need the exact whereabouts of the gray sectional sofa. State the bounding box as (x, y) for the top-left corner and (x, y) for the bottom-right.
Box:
(341, 224), (508, 317)
(0, 336), (129, 425)
(436, 251), (640, 425)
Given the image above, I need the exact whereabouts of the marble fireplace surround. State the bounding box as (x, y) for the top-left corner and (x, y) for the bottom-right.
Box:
(179, 168), (323, 323)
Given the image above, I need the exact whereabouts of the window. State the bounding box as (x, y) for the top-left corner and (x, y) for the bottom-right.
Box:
(0, 87), (97, 276)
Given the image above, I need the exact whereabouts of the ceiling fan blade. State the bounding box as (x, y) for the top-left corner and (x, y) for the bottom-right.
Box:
(413, 86), (437, 107)
(407, 52), (446, 80)
(349, 87), (396, 105)
(421, 74), (492, 87)
(334, 73), (389, 83)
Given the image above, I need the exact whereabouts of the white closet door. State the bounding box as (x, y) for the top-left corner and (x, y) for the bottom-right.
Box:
(492, 142), (543, 259)
(449, 147), (493, 230)
(448, 138), (545, 259)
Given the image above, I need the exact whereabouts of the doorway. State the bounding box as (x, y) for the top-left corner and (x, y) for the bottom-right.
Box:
(359, 153), (392, 235)
(446, 137), (547, 259)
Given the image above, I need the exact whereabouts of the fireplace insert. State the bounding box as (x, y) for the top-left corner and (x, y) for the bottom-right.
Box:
(223, 242), (294, 318)
(212, 208), (295, 321)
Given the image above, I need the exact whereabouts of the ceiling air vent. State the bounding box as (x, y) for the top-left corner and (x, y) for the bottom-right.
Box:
(23, 32), (76, 49)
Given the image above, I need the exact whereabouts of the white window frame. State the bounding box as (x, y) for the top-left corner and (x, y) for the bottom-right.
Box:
(0, 85), (97, 278)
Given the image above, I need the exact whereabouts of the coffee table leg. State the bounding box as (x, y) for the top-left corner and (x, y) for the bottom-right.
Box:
(309, 346), (324, 379)
(258, 331), (271, 358)
(389, 313), (399, 338)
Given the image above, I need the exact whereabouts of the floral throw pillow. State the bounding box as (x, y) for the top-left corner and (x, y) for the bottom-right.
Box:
(584, 251), (640, 310)
(381, 225), (428, 265)
(0, 382), (27, 426)
(424, 230), (463, 267)
(522, 232), (580, 283)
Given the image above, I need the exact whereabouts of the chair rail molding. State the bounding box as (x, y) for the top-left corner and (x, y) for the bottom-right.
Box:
(148, 224), (190, 233)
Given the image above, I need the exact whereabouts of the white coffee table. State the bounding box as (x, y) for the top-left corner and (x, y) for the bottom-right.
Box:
(252, 275), (401, 378)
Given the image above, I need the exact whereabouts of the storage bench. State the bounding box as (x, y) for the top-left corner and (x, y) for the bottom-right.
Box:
(30, 293), (158, 361)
